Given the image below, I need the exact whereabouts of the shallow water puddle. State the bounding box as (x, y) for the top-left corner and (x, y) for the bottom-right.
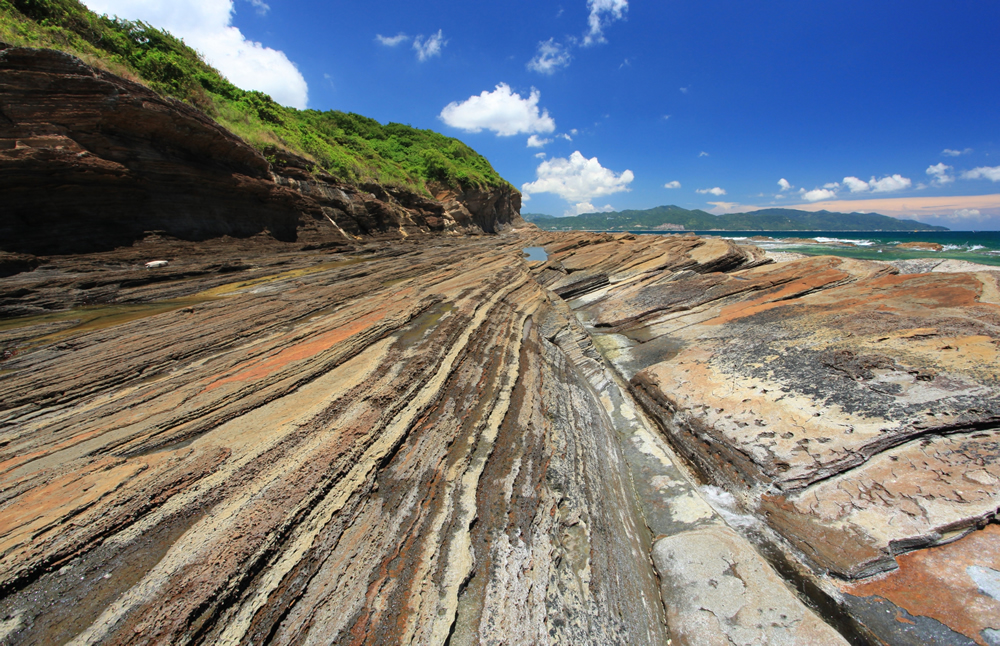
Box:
(522, 247), (548, 262)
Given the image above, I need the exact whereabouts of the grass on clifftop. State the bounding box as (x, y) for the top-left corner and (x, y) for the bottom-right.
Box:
(0, 0), (512, 195)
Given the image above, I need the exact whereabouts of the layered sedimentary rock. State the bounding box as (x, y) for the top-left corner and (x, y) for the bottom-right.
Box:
(0, 45), (523, 255)
(525, 231), (1000, 645)
(0, 238), (665, 644)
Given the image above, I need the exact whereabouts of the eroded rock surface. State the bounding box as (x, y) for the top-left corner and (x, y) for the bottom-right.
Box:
(524, 231), (1000, 645)
(0, 237), (665, 644)
(4, 228), (998, 644)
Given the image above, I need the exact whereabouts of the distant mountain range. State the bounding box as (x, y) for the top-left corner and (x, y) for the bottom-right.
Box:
(522, 206), (947, 232)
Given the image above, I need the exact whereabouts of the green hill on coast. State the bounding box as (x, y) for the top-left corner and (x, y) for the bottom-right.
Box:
(0, 0), (511, 195)
(525, 206), (948, 232)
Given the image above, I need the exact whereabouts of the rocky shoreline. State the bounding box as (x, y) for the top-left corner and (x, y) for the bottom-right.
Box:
(1, 232), (998, 644)
(3, 39), (999, 646)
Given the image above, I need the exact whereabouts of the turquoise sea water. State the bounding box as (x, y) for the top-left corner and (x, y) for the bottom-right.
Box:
(678, 231), (1000, 266)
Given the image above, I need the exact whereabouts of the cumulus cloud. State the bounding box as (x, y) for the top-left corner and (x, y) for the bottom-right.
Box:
(664, 181), (681, 189)
(777, 178), (792, 191)
(696, 187), (726, 196)
(962, 166), (1000, 182)
(942, 148), (973, 157)
(82, 0), (308, 109)
(869, 174), (911, 193)
(926, 163), (954, 186)
(376, 33), (409, 47)
(535, 152), (547, 159)
(413, 30), (446, 61)
(521, 151), (634, 215)
(527, 135), (551, 148)
(698, 151), (709, 157)
(800, 188), (838, 202)
(583, 0), (629, 46)
(840, 174), (911, 194)
(527, 38), (572, 75)
(440, 84), (556, 136)
(570, 202), (615, 216)
(842, 176), (870, 193)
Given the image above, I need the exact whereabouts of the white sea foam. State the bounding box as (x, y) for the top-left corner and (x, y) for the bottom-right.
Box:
(813, 237), (874, 246)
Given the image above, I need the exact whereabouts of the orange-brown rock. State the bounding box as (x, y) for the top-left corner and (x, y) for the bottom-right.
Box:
(896, 241), (944, 251)
(0, 237), (666, 644)
(521, 230), (1000, 645)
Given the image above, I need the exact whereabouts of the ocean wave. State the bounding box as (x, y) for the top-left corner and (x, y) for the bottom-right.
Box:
(814, 237), (874, 246)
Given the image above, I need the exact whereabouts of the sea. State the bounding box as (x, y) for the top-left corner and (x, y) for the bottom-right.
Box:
(670, 230), (1000, 267)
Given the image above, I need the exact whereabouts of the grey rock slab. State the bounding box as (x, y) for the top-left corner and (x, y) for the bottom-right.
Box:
(652, 525), (848, 646)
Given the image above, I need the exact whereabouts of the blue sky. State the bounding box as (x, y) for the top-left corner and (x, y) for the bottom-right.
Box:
(83, 0), (1000, 229)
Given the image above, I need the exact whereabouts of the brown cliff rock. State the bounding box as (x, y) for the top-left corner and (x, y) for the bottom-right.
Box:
(0, 45), (522, 256)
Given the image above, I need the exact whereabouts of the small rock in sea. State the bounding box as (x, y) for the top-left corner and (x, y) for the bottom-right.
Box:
(145, 260), (169, 268)
(896, 241), (943, 251)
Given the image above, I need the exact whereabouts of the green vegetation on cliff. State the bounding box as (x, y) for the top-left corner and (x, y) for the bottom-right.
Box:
(0, 0), (511, 194)
(526, 206), (947, 231)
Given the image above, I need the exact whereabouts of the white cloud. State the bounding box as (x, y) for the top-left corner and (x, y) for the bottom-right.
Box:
(440, 83), (556, 136)
(800, 188), (838, 202)
(527, 135), (551, 148)
(82, 0), (308, 109)
(843, 176), (870, 193)
(696, 187), (726, 196)
(246, 0), (268, 15)
(839, 174), (911, 194)
(376, 33), (409, 47)
(569, 202), (615, 216)
(942, 148), (973, 157)
(583, 0), (629, 46)
(698, 151), (709, 157)
(962, 166), (1000, 182)
(680, 86), (690, 94)
(535, 152), (547, 159)
(559, 133), (573, 141)
(823, 182), (840, 189)
(570, 128), (578, 135)
(413, 30), (446, 61)
(664, 180), (681, 189)
(527, 38), (572, 74)
(926, 163), (954, 186)
(777, 178), (792, 191)
(522, 151), (634, 213)
(870, 174), (911, 193)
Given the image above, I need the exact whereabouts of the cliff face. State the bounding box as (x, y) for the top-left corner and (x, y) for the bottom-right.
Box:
(0, 44), (523, 255)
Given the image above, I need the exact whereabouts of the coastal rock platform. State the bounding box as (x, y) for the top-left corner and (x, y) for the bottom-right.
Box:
(0, 232), (997, 644)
